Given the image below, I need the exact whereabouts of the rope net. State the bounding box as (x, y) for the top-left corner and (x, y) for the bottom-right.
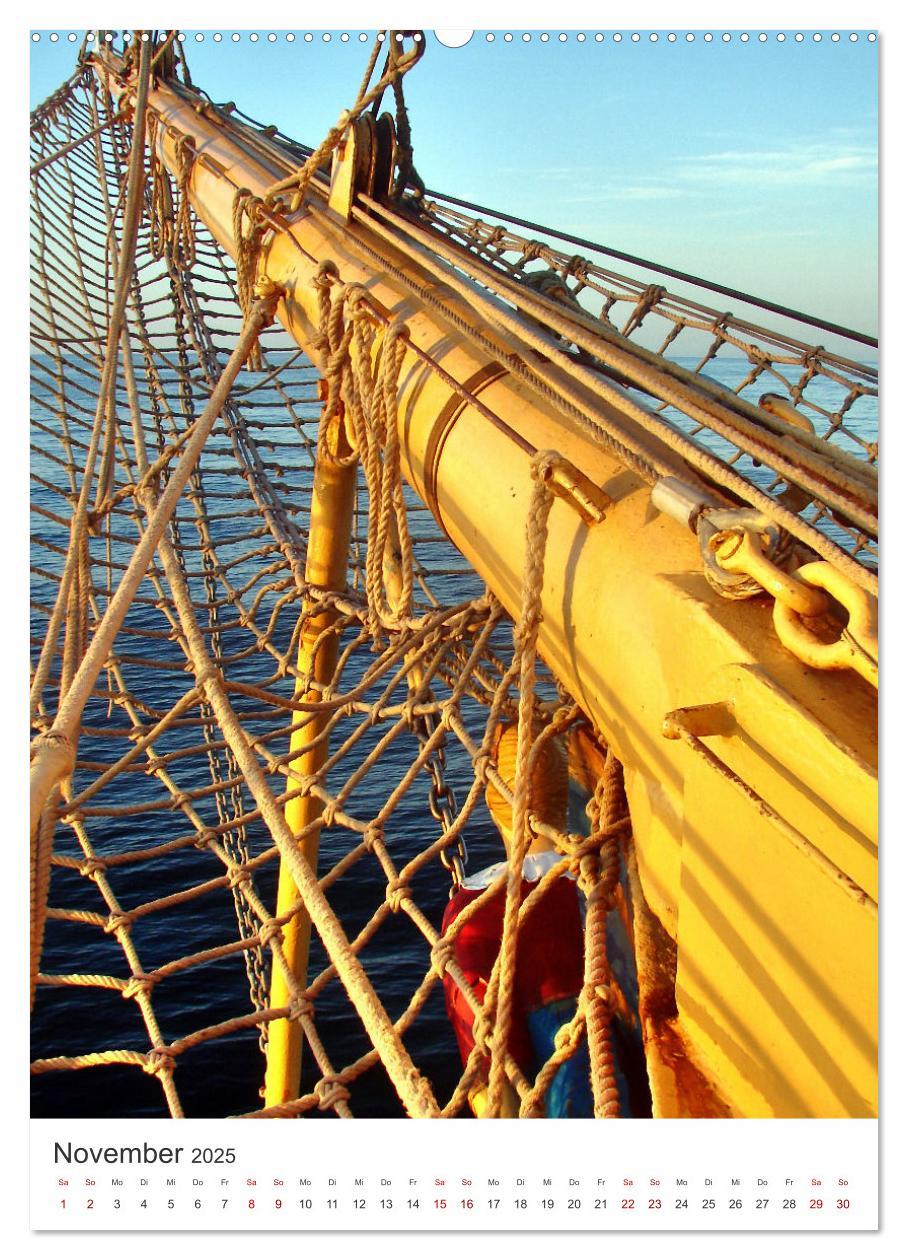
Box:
(30, 35), (876, 1120)
(30, 55), (635, 1120)
(416, 198), (878, 574)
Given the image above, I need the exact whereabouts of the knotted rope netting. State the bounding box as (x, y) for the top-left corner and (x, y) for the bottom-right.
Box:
(30, 38), (637, 1120)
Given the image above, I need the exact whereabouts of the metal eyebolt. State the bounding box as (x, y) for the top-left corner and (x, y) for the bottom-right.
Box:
(772, 561), (878, 688)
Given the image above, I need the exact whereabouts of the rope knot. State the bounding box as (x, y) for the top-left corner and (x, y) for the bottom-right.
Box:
(175, 133), (195, 163)
(143, 1047), (177, 1077)
(287, 995), (314, 1023)
(471, 1012), (494, 1055)
(228, 865), (252, 890)
(565, 254), (591, 281)
(78, 856), (106, 879)
(314, 260), (340, 289)
(640, 282), (665, 307)
(385, 316), (410, 344)
(588, 980), (618, 1018)
(430, 935), (456, 980)
(530, 449), (560, 486)
(342, 283), (370, 318)
(315, 1075), (351, 1111)
(385, 879), (412, 913)
(569, 855), (586, 885)
(259, 920), (284, 949)
(554, 1019), (583, 1053)
(122, 974), (155, 1001)
(253, 276), (284, 307)
(104, 911), (133, 935)
(363, 821), (383, 853)
(473, 751), (492, 784)
(193, 827), (219, 850)
(747, 343), (773, 367)
(438, 700), (457, 731)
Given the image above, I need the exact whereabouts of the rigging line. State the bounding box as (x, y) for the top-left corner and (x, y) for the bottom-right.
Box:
(365, 194), (878, 520)
(30, 109), (127, 177)
(422, 187), (879, 351)
(339, 199), (877, 593)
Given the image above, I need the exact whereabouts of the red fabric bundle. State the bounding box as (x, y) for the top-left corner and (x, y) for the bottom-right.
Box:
(441, 875), (584, 1075)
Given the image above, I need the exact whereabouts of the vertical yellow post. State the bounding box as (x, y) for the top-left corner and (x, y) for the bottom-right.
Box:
(264, 398), (357, 1108)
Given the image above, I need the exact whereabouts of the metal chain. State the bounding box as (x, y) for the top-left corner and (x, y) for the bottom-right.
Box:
(414, 710), (466, 893)
(171, 272), (272, 1049)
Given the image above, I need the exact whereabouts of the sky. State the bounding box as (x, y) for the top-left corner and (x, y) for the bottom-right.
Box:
(29, 29), (878, 351)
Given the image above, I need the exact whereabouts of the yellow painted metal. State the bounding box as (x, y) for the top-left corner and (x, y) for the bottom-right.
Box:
(773, 561), (879, 688)
(134, 77), (878, 1118)
(662, 665), (876, 1116)
(262, 409), (358, 1108)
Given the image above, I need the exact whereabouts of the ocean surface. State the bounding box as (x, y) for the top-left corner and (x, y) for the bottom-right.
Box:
(29, 354), (877, 1119)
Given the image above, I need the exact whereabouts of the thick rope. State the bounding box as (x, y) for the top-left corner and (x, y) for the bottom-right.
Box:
(580, 752), (625, 1117)
(485, 450), (558, 1116)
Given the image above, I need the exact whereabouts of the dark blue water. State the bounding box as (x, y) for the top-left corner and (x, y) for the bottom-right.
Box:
(30, 352), (877, 1118)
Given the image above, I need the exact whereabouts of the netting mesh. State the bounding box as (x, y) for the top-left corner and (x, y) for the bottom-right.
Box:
(415, 199), (878, 573)
(31, 61), (631, 1120)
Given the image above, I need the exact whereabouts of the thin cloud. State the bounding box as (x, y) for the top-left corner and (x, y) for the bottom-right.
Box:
(561, 185), (687, 203)
(497, 165), (601, 181)
(673, 140), (877, 187)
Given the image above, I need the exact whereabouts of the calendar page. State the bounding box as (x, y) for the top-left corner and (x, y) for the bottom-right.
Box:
(24, 1), (885, 1243)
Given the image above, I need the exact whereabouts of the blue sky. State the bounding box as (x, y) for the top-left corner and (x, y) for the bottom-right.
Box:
(30, 30), (878, 346)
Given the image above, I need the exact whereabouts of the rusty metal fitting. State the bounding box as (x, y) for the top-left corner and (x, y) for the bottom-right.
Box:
(709, 528), (828, 618)
(540, 454), (612, 525)
(253, 276), (284, 303)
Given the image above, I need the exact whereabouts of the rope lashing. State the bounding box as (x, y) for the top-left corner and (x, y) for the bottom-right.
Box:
(173, 134), (197, 266)
(311, 269), (415, 635)
(232, 189), (270, 369)
(485, 451), (559, 1116)
(580, 753), (625, 1118)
